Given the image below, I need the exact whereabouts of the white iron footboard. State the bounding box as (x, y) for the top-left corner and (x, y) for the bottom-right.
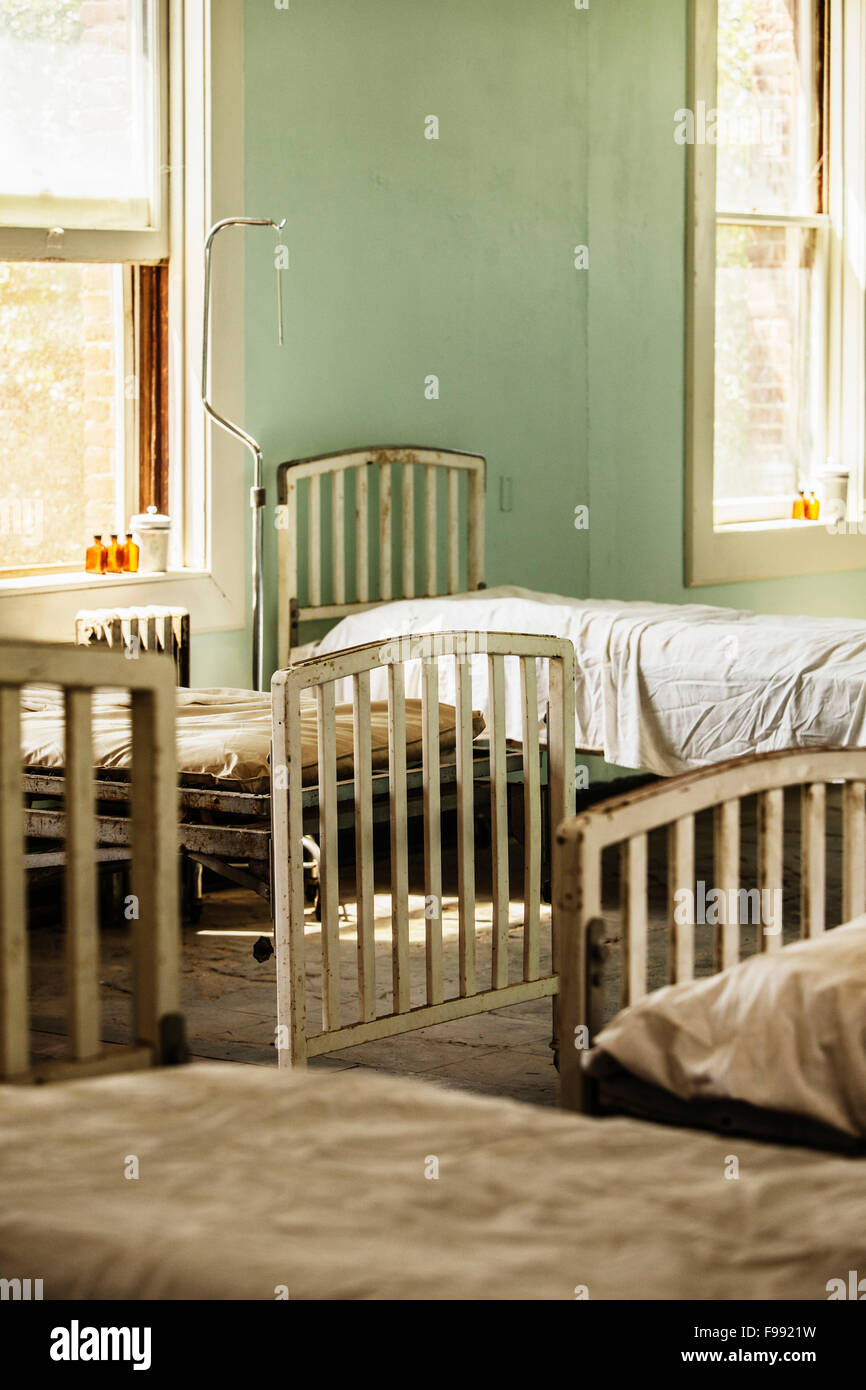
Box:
(271, 631), (575, 1065)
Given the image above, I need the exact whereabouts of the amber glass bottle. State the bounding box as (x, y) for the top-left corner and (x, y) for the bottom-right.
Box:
(123, 534), (140, 573)
(106, 534), (124, 573)
(86, 536), (107, 574)
(792, 491), (806, 520)
(806, 491), (820, 520)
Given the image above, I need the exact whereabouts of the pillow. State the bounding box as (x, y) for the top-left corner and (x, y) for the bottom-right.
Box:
(582, 916), (866, 1138)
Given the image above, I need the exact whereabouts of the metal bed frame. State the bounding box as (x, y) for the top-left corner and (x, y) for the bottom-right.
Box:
(16, 632), (574, 1071)
(3, 640), (181, 1083)
(277, 445), (486, 663)
(273, 631), (575, 1064)
(556, 746), (866, 1146)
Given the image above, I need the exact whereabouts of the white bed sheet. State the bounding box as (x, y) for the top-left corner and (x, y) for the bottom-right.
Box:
(1, 1062), (863, 1301)
(317, 586), (866, 775)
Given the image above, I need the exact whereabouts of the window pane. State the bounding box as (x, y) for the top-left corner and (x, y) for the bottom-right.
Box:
(714, 222), (824, 508)
(0, 261), (125, 571)
(0, 1), (159, 229)
(716, 0), (821, 216)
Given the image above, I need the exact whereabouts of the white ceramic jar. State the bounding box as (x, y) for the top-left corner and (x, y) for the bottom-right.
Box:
(129, 506), (171, 573)
(822, 469), (850, 524)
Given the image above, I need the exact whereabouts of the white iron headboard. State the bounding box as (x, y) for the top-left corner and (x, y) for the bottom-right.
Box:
(276, 445), (486, 664)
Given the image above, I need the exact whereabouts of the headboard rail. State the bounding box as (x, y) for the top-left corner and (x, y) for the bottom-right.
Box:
(276, 445), (485, 663)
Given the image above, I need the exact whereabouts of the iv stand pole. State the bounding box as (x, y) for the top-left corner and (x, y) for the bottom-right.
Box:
(202, 216), (285, 692)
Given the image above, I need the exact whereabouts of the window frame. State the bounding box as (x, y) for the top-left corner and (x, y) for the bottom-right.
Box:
(685, 0), (866, 586)
(0, 0), (247, 642)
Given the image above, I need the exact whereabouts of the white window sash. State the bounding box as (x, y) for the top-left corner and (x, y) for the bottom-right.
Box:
(685, 0), (866, 585)
(0, 0), (169, 264)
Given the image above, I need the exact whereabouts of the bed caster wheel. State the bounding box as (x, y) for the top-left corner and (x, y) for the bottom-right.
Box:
(552, 1049), (560, 1073)
(252, 935), (274, 963)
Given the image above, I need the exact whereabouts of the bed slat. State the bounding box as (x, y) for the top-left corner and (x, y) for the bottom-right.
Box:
(667, 814), (695, 983)
(800, 782), (826, 938)
(352, 671), (376, 1022)
(355, 465), (369, 605)
(547, 645), (576, 1071)
(0, 686), (27, 1079)
(714, 799), (740, 970)
(273, 682), (308, 1064)
(401, 466), (415, 599)
(467, 467), (484, 590)
(308, 474), (322, 609)
(758, 788), (784, 951)
(454, 651), (476, 998)
(130, 684), (179, 1054)
(488, 653), (509, 990)
(388, 662), (410, 1012)
(447, 469), (460, 593)
(378, 462), (392, 602)
(281, 481), (298, 664)
(425, 465), (438, 598)
(332, 470), (346, 607)
(620, 834), (648, 1005)
(520, 657), (541, 981)
(421, 657), (443, 1005)
(843, 781), (866, 921)
(317, 683), (340, 1030)
(64, 688), (100, 1061)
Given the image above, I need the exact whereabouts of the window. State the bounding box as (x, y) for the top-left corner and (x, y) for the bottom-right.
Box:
(0, 0), (168, 578)
(0, 0), (250, 645)
(685, 0), (866, 584)
(714, 0), (826, 524)
(0, 0), (162, 236)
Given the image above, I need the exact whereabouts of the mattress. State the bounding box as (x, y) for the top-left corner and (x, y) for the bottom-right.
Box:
(317, 586), (866, 775)
(19, 686), (481, 794)
(0, 1062), (862, 1300)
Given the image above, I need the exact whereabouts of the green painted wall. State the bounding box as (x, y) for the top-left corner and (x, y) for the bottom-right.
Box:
(192, 0), (866, 688)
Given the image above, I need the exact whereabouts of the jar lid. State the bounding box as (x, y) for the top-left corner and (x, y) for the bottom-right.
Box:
(129, 505), (171, 530)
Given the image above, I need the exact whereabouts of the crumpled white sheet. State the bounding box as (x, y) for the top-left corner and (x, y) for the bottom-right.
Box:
(317, 586), (866, 774)
(583, 916), (866, 1137)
